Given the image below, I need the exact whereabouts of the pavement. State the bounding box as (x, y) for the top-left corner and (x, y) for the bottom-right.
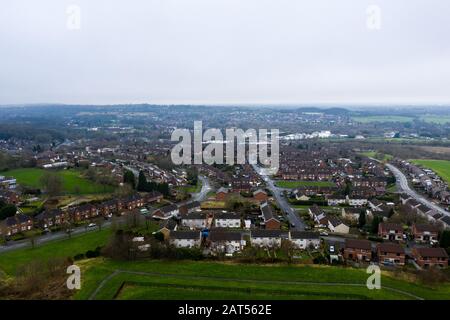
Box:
(385, 163), (450, 218)
(251, 164), (306, 230)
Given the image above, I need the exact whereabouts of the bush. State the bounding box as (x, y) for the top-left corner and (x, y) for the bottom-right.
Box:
(73, 253), (85, 260)
(367, 236), (383, 242)
(85, 246), (102, 258)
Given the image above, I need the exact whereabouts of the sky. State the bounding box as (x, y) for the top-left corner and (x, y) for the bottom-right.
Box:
(0, 0), (450, 105)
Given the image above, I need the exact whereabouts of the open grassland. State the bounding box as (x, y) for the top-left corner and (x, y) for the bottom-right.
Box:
(74, 259), (450, 300)
(0, 229), (112, 275)
(5, 168), (114, 194)
(351, 115), (414, 123)
(419, 115), (450, 124)
(275, 180), (335, 188)
(410, 159), (450, 184)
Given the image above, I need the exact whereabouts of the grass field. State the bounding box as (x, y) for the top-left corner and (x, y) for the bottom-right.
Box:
(201, 201), (226, 209)
(176, 179), (202, 194)
(410, 159), (450, 184)
(351, 115), (414, 123)
(2, 229), (450, 300)
(4, 168), (114, 194)
(419, 115), (450, 124)
(0, 229), (112, 275)
(360, 151), (393, 161)
(74, 259), (450, 300)
(275, 180), (335, 188)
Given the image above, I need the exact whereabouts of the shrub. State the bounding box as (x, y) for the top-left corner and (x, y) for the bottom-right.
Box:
(73, 253), (85, 260)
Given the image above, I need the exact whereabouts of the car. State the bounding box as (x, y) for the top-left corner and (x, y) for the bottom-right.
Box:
(320, 231), (329, 236)
(290, 222), (296, 228)
(87, 223), (97, 228)
(329, 245), (335, 253)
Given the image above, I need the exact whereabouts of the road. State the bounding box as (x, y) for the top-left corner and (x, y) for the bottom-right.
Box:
(0, 221), (112, 254)
(251, 164), (305, 230)
(191, 175), (212, 202)
(0, 175), (212, 254)
(385, 163), (450, 219)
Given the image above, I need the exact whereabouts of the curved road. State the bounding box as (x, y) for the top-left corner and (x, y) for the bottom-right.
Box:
(386, 163), (450, 218)
(191, 175), (212, 202)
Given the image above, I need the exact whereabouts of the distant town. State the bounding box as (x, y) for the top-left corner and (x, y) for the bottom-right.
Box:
(1, 104), (450, 300)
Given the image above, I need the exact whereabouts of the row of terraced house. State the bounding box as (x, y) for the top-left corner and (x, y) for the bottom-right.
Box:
(0, 191), (163, 237)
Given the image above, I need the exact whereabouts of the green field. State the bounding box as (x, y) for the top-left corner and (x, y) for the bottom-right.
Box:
(74, 259), (450, 300)
(410, 159), (450, 184)
(275, 180), (335, 188)
(360, 151), (393, 161)
(0, 229), (112, 275)
(4, 168), (114, 194)
(419, 115), (450, 124)
(1, 228), (449, 300)
(176, 179), (202, 194)
(351, 115), (414, 123)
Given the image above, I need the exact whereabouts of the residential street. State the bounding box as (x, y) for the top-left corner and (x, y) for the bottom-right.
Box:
(386, 163), (450, 218)
(252, 164), (306, 230)
(191, 175), (212, 202)
(0, 222), (111, 254)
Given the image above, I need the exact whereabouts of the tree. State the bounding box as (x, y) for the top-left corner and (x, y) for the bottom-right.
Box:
(358, 209), (366, 228)
(123, 170), (136, 189)
(371, 216), (381, 234)
(186, 168), (198, 186)
(40, 171), (63, 197)
(344, 181), (352, 196)
(439, 230), (450, 251)
(0, 204), (17, 220)
(62, 221), (74, 239)
(137, 170), (147, 192)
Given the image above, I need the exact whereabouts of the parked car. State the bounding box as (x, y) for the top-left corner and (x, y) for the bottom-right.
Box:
(87, 223), (97, 228)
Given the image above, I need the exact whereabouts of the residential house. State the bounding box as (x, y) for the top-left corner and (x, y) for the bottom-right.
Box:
(327, 216), (350, 234)
(346, 196), (368, 207)
(412, 247), (448, 268)
(344, 239), (372, 262)
(152, 204), (179, 220)
(250, 230), (284, 248)
(0, 190), (19, 204)
(253, 189), (268, 202)
(144, 191), (163, 203)
(412, 224), (439, 243)
(260, 202), (280, 230)
(378, 223), (404, 241)
(341, 207), (362, 221)
(35, 208), (69, 228)
(68, 204), (98, 222)
(1, 214), (33, 236)
(289, 231), (320, 250)
(214, 211), (241, 228)
(208, 231), (245, 254)
(181, 212), (210, 229)
(377, 243), (405, 266)
(169, 230), (202, 248)
(216, 187), (229, 201)
(327, 195), (347, 206)
(178, 201), (201, 215)
(157, 219), (178, 240)
(308, 205), (328, 227)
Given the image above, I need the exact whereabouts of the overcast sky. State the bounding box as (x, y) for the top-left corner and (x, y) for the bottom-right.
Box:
(1, 0), (450, 105)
